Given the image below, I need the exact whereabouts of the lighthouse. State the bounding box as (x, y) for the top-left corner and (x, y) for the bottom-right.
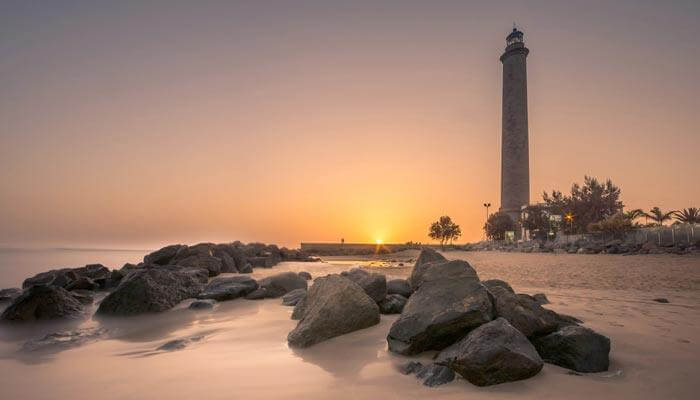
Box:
(499, 27), (530, 232)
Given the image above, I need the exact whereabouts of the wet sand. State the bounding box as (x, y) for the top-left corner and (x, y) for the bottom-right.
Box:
(0, 251), (698, 399)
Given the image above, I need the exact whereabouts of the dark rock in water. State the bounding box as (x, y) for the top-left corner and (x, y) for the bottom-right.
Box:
(489, 286), (575, 338)
(387, 279), (412, 298)
(482, 279), (515, 294)
(96, 268), (205, 316)
(245, 287), (268, 300)
(400, 361), (424, 375)
(21, 327), (107, 352)
(340, 268), (387, 303)
(0, 288), (22, 302)
(111, 269), (125, 281)
(247, 256), (278, 268)
(411, 259), (479, 292)
(436, 318), (543, 386)
(238, 262), (253, 274)
(387, 263), (491, 355)
(287, 275), (380, 348)
(298, 271), (312, 280)
(532, 325), (610, 373)
(65, 277), (99, 291)
(173, 253), (223, 277)
(291, 295), (308, 320)
(197, 276), (258, 301)
(189, 299), (216, 310)
(258, 272), (308, 298)
(22, 264), (110, 290)
(144, 244), (186, 265)
(533, 293), (550, 305)
(378, 294), (407, 314)
(282, 288), (307, 306)
(70, 290), (95, 305)
(653, 297), (669, 304)
(409, 249), (447, 290)
(157, 334), (205, 351)
(1, 286), (84, 321)
(415, 363), (456, 387)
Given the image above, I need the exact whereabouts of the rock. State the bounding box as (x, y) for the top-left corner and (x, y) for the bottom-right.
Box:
(387, 273), (492, 355)
(340, 268), (387, 302)
(436, 318), (543, 386)
(156, 334), (205, 352)
(409, 249), (447, 290)
(238, 263), (253, 274)
(410, 259), (479, 291)
(378, 294), (407, 314)
(0, 288), (22, 302)
(144, 244), (186, 265)
(482, 279), (515, 294)
(533, 293), (550, 304)
(110, 269), (125, 281)
(291, 295), (308, 320)
(217, 251), (238, 273)
(189, 299), (216, 310)
(22, 264), (110, 289)
(400, 361), (424, 375)
(287, 275), (380, 348)
(21, 327), (107, 352)
(247, 256), (279, 268)
(489, 286), (575, 338)
(298, 271), (312, 280)
(70, 290), (95, 305)
(197, 276), (258, 301)
(96, 268), (205, 316)
(387, 279), (412, 297)
(245, 288), (268, 300)
(1, 286), (84, 321)
(173, 253), (222, 277)
(532, 325), (610, 373)
(65, 277), (99, 291)
(282, 288), (307, 306)
(653, 297), (669, 304)
(258, 272), (308, 298)
(415, 363), (456, 387)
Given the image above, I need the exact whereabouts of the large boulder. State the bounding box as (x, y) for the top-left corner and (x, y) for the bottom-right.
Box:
(143, 244), (185, 265)
(532, 325), (610, 373)
(410, 259), (479, 292)
(489, 286), (576, 338)
(482, 279), (515, 294)
(173, 253), (222, 277)
(409, 249), (447, 290)
(0, 288), (22, 302)
(197, 276), (258, 301)
(387, 267), (492, 355)
(378, 294), (407, 314)
(287, 275), (380, 348)
(291, 296), (308, 320)
(387, 279), (412, 298)
(415, 363), (456, 387)
(282, 288), (307, 306)
(96, 268), (205, 316)
(436, 318), (543, 386)
(258, 272), (308, 298)
(65, 277), (99, 291)
(1, 286), (84, 321)
(340, 268), (387, 302)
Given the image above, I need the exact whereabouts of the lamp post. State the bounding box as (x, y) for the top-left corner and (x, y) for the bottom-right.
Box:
(565, 213), (574, 243)
(483, 203), (491, 241)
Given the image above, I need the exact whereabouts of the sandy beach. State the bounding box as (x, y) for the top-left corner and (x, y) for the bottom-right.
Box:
(0, 250), (697, 400)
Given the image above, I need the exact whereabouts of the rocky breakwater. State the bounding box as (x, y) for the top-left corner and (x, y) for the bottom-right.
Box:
(389, 248), (611, 387)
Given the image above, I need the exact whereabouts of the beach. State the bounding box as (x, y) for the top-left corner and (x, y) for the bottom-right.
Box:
(0, 250), (698, 399)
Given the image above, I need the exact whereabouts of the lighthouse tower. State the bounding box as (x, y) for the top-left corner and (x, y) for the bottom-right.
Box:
(499, 27), (530, 231)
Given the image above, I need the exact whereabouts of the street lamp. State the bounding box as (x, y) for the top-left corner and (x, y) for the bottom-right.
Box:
(564, 213), (574, 243)
(483, 203), (491, 241)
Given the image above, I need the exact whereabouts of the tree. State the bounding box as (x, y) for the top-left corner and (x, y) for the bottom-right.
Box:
(484, 212), (515, 241)
(522, 204), (554, 241)
(542, 176), (624, 233)
(587, 212), (633, 239)
(643, 207), (677, 226)
(624, 208), (645, 223)
(674, 208), (700, 224)
(428, 215), (462, 249)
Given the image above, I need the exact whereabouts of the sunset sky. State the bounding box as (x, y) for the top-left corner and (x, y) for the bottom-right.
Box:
(1, 0), (698, 249)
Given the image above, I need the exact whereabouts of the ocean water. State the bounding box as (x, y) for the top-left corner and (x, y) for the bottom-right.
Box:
(0, 248), (148, 289)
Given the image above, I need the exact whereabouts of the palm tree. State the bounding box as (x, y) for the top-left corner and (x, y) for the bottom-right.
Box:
(643, 207), (677, 227)
(674, 208), (700, 224)
(623, 208), (645, 222)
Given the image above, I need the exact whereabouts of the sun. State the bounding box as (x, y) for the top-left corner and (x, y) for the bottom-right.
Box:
(375, 239), (383, 245)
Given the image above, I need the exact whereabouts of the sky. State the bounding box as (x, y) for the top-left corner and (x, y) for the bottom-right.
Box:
(1, 0), (698, 249)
